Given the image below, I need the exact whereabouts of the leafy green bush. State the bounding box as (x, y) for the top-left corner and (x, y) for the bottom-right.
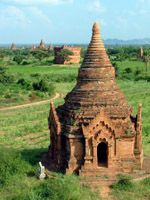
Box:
(0, 65), (14, 84)
(142, 178), (150, 186)
(32, 79), (55, 94)
(111, 62), (119, 78)
(135, 74), (150, 82)
(15, 176), (100, 200)
(57, 49), (74, 63)
(30, 73), (41, 78)
(17, 78), (32, 90)
(111, 174), (134, 191)
(4, 93), (12, 99)
(31, 48), (49, 61)
(0, 147), (30, 186)
(125, 67), (132, 73)
(134, 68), (142, 76)
(44, 74), (77, 83)
(13, 55), (24, 64)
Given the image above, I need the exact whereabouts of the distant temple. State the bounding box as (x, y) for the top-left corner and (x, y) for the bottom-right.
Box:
(39, 39), (48, 49)
(54, 45), (81, 64)
(30, 39), (48, 51)
(137, 47), (144, 59)
(48, 22), (143, 176)
(48, 44), (53, 51)
(11, 42), (17, 50)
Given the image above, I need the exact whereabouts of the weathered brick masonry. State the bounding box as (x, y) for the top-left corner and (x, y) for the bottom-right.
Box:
(48, 22), (143, 176)
(54, 45), (81, 64)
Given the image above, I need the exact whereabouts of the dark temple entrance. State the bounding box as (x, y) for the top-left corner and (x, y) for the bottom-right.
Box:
(97, 142), (107, 167)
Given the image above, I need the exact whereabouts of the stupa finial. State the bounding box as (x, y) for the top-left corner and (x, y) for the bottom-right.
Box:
(92, 21), (100, 35)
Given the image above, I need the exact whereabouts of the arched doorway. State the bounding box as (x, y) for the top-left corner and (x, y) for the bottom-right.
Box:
(97, 142), (107, 167)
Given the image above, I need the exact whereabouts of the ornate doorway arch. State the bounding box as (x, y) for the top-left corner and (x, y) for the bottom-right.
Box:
(97, 142), (107, 167)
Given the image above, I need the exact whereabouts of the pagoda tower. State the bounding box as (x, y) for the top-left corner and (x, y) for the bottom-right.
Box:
(11, 42), (16, 50)
(39, 39), (48, 49)
(48, 22), (143, 176)
(48, 44), (53, 51)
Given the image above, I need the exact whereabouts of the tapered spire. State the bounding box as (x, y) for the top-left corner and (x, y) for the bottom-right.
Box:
(57, 22), (132, 122)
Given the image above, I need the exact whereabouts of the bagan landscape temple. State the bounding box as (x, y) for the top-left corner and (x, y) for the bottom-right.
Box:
(39, 39), (48, 49)
(48, 22), (143, 176)
(48, 44), (53, 51)
(11, 42), (16, 50)
(54, 45), (81, 64)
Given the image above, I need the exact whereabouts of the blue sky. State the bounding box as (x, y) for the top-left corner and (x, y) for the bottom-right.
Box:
(0, 0), (150, 44)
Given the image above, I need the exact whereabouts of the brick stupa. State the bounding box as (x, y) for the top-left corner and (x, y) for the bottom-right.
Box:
(39, 39), (48, 49)
(48, 22), (143, 176)
(48, 44), (53, 51)
(11, 42), (16, 50)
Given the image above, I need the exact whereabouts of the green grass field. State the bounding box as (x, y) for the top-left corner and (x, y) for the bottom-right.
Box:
(1, 57), (150, 199)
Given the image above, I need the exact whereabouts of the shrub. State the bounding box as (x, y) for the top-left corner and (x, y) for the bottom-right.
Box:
(142, 178), (150, 186)
(112, 62), (119, 78)
(22, 60), (30, 65)
(111, 174), (134, 191)
(134, 68), (142, 76)
(125, 129), (130, 135)
(13, 55), (24, 64)
(125, 67), (132, 73)
(4, 93), (11, 99)
(135, 74), (150, 82)
(31, 49), (49, 61)
(0, 147), (30, 186)
(57, 49), (74, 63)
(30, 73), (41, 78)
(15, 176), (100, 200)
(0, 65), (14, 84)
(32, 79), (55, 94)
(17, 78), (32, 90)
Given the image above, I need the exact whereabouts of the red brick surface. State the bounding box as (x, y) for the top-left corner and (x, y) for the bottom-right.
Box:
(48, 22), (143, 176)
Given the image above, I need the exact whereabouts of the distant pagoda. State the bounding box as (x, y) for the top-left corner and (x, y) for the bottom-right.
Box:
(48, 44), (53, 51)
(39, 39), (48, 49)
(48, 22), (143, 176)
(11, 42), (16, 50)
(137, 47), (144, 59)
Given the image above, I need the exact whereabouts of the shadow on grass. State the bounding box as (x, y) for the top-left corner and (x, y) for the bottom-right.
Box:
(20, 147), (48, 166)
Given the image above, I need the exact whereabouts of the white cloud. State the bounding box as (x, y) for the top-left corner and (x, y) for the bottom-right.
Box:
(29, 7), (51, 24)
(1, 0), (73, 6)
(88, 0), (106, 12)
(137, 0), (150, 7)
(0, 6), (31, 28)
(140, 9), (147, 14)
(99, 19), (106, 26)
(129, 10), (136, 16)
(117, 16), (127, 25)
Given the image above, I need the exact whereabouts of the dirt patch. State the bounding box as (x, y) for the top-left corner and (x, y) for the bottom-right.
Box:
(28, 135), (48, 145)
(0, 93), (60, 111)
(16, 133), (40, 141)
(100, 186), (114, 200)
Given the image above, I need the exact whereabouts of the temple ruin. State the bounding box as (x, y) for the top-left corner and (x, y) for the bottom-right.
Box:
(30, 39), (48, 51)
(54, 45), (81, 64)
(137, 47), (144, 59)
(48, 22), (143, 176)
(11, 42), (17, 50)
(39, 39), (48, 49)
(48, 44), (53, 51)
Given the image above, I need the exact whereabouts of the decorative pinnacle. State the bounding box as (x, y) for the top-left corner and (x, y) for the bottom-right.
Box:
(92, 21), (100, 35)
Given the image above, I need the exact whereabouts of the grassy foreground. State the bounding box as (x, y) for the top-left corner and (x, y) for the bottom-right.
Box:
(0, 59), (150, 199)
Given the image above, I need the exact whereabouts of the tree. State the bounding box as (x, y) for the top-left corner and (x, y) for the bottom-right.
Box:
(13, 55), (24, 64)
(0, 64), (14, 84)
(143, 56), (150, 71)
(57, 49), (74, 63)
(31, 48), (49, 61)
(81, 48), (87, 58)
(0, 50), (4, 60)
